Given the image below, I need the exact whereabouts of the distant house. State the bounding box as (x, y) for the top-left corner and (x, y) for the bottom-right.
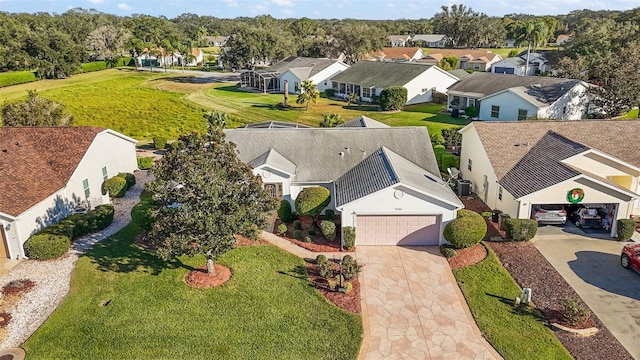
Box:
(411, 34), (448, 48)
(388, 35), (411, 47)
(0, 127), (138, 259)
(330, 61), (459, 105)
(337, 115), (390, 128)
(556, 34), (572, 46)
(362, 47), (425, 62)
(137, 52), (159, 67)
(183, 48), (205, 66)
(206, 36), (229, 47)
(447, 72), (590, 120)
(504, 39), (517, 48)
(240, 56), (349, 94)
(417, 49), (502, 71)
(492, 51), (551, 76)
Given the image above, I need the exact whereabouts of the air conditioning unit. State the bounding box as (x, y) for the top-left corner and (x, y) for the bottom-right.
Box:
(457, 179), (472, 196)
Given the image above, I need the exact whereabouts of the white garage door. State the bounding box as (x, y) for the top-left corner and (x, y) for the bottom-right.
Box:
(356, 215), (441, 246)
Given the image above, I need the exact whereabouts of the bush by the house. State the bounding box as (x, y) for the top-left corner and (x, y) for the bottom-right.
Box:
(293, 229), (303, 240)
(117, 172), (136, 190)
(42, 222), (74, 238)
(131, 200), (153, 231)
(319, 220), (336, 241)
(315, 254), (327, 264)
(434, 147), (460, 173)
(307, 228), (316, 237)
(103, 176), (127, 198)
(433, 144), (445, 150)
(276, 223), (288, 235)
(153, 136), (167, 150)
(440, 245), (457, 258)
(464, 106), (479, 118)
(293, 220), (302, 230)
(303, 235), (313, 243)
(443, 210), (487, 249)
(503, 218), (538, 242)
(23, 233), (71, 260)
(277, 200), (292, 222)
(432, 91), (447, 104)
(378, 86), (407, 111)
(441, 128), (462, 147)
(559, 297), (590, 327)
(324, 209), (335, 222)
(295, 187), (331, 220)
(430, 131), (445, 146)
(616, 219), (636, 240)
(137, 157), (154, 170)
(341, 255), (362, 280)
(343, 226), (356, 250)
(324, 88), (335, 97)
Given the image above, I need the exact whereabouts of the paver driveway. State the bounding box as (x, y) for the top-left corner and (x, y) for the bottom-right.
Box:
(356, 246), (500, 360)
(533, 235), (640, 359)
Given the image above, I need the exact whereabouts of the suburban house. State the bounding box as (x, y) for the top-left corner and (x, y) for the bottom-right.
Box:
(329, 61), (459, 105)
(459, 120), (640, 237)
(240, 56), (349, 94)
(224, 123), (463, 246)
(362, 47), (425, 62)
(388, 35), (411, 47)
(446, 72), (590, 120)
(337, 115), (390, 128)
(411, 34), (448, 48)
(417, 49), (502, 71)
(0, 127), (138, 259)
(183, 48), (205, 66)
(492, 52), (551, 76)
(206, 35), (229, 47)
(137, 52), (159, 67)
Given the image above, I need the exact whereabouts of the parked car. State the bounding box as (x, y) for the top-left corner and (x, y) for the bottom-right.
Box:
(533, 204), (567, 225)
(621, 243), (640, 273)
(570, 207), (604, 228)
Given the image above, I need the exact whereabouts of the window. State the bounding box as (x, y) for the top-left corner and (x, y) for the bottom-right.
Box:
(83, 178), (90, 199)
(363, 87), (371, 98)
(498, 186), (503, 201)
(294, 82), (300, 92)
(473, 64), (481, 70)
(468, 99), (476, 107)
(491, 105), (500, 118)
(563, 106), (568, 114)
(101, 166), (108, 181)
(467, 159), (472, 171)
(332, 82), (339, 90)
(339, 83), (346, 94)
(517, 109), (528, 120)
(421, 88), (429, 93)
(451, 96), (460, 106)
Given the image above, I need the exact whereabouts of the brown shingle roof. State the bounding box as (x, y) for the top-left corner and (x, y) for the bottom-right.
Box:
(421, 49), (500, 63)
(364, 47), (422, 61)
(0, 126), (104, 216)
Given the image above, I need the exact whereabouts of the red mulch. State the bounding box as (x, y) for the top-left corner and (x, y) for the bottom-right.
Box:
(184, 264), (232, 289)
(276, 218), (344, 252)
(461, 196), (505, 240)
(1, 279), (35, 297)
(304, 261), (361, 314)
(0, 313), (10, 329)
(235, 234), (268, 247)
(290, 238), (342, 252)
(447, 243), (487, 270)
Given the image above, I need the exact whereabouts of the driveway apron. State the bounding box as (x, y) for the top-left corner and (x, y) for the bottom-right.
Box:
(356, 246), (500, 360)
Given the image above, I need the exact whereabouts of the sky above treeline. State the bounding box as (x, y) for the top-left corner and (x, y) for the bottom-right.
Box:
(0, 0), (637, 19)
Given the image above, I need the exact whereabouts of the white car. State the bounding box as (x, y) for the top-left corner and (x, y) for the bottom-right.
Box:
(534, 204), (567, 225)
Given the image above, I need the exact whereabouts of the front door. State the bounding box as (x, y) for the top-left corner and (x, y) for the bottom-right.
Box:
(264, 183), (283, 199)
(0, 225), (9, 258)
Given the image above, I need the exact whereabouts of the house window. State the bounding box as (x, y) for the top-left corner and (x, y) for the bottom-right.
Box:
(467, 159), (472, 171)
(563, 106), (568, 114)
(421, 88), (429, 93)
(339, 83), (346, 94)
(468, 99), (476, 107)
(83, 178), (90, 199)
(473, 64), (481, 70)
(451, 96), (460, 106)
(517, 109), (528, 120)
(294, 82), (300, 92)
(332, 82), (339, 91)
(102, 166), (108, 181)
(498, 186), (503, 201)
(363, 87), (372, 98)
(491, 105), (500, 118)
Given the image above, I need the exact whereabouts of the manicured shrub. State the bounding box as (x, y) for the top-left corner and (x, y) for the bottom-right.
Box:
(318, 260), (332, 278)
(464, 106), (479, 118)
(319, 220), (336, 241)
(131, 201), (153, 231)
(315, 254), (327, 264)
(295, 187), (331, 221)
(378, 86), (407, 111)
(324, 88), (335, 97)
(103, 176), (127, 198)
(137, 157), (154, 170)
(440, 245), (457, 258)
(504, 218), (538, 242)
(327, 277), (338, 291)
(443, 210), (487, 249)
(343, 282), (353, 294)
(293, 229), (303, 240)
(293, 220), (302, 230)
(441, 128), (462, 147)
(0, 71), (37, 88)
(80, 61), (109, 73)
(303, 236), (313, 243)
(617, 219), (636, 240)
(559, 298), (590, 327)
(90, 204), (115, 231)
(430, 131), (445, 146)
(42, 222), (74, 238)
(433, 148), (460, 173)
(481, 211), (493, 218)
(277, 200), (292, 222)
(343, 226), (356, 250)
(307, 228), (316, 237)
(433, 144), (445, 150)
(432, 91), (447, 104)
(153, 136), (167, 150)
(23, 233), (70, 260)
(324, 209), (335, 222)
(276, 223), (288, 235)
(341, 255), (362, 280)
(117, 172), (136, 190)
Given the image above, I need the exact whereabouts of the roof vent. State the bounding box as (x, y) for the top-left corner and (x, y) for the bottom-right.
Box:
(15, 142), (20, 147)
(1, 149), (6, 153)
(361, 150), (366, 158)
(339, 152), (344, 158)
(344, 147), (350, 154)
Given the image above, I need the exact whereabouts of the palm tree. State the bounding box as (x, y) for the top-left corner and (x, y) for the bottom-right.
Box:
(515, 20), (548, 76)
(204, 110), (228, 129)
(319, 113), (343, 127)
(296, 80), (320, 110)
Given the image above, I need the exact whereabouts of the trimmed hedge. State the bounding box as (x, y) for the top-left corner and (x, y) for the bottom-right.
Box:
(440, 245), (457, 258)
(278, 200), (293, 222)
(504, 218), (538, 241)
(80, 61), (109, 73)
(464, 106), (479, 118)
(117, 172), (136, 189)
(0, 71), (37, 88)
(295, 187), (331, 218)
(434, 148), (460, 173)
(324, 89), (335, 97)
(441, 128), (462, 147)
(58, 204), (115, 240)
(324, 209), (335, 222)
(137, 157), (154, 170)
(378, 86), (407, 111)
(153, 137), (167, 150)
(23, 233), (71, 260)
(343, 227), (355, 250)
(103, 176), (128, 198)
(443, 210), (487, 249)
(617, 219), (636, 241)
(319, 220), (336, 241)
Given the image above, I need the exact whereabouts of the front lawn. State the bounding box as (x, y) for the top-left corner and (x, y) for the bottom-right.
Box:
(453, 244), (572, 360)
(22, 216), (362, 359)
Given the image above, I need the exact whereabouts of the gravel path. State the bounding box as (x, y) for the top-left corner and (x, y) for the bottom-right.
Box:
(0, 171), (150, 348)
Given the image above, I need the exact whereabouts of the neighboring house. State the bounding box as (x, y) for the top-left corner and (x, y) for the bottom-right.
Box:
(363, 47), (425, 62)
(493, 52), (551, 76)
(224, 125), (463, 246)
(0, 127), (138, 259)
(388, 35), (411, 47)
(459, 120), (640, 238)
(330, 61), (459, 105)
(504, 39), (517, 48)
(337, 115), (390, 128)
(412, 34), (448, 48)
(446, 72), (590, 120)
(240, 56), (349, 94)
(556, 34), (572, 46)
(417, 49), (502, 71)
(183, 48), (205, 67)
(137, 52), (159, 67)
(206, 36), (229, 47)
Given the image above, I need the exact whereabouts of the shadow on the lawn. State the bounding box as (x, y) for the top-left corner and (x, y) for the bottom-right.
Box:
(485, 292), (547, 320)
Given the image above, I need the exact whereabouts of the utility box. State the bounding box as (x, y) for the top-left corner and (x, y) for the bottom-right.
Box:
(499, 213), (511, 231)
(457, 179), (471, 197)
(491, 209), (502, 223)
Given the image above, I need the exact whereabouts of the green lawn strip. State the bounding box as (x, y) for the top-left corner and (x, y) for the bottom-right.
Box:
(453, 244), (571, 360)
(23, 213), (361, 359)
(625, 109), (638, 119)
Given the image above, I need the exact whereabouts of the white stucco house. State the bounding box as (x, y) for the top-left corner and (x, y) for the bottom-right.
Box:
(492, 52), (551, 76)
(388, 35), (412, 47)
(416, 49), (502, 72)
(0, 127), (138, 259)
(459, 120), (640, 237)
(447, 72), (590, 120)
(330, 61), (460, 105)
(412, 34), (448, 48)
(225, 119), (463, 246)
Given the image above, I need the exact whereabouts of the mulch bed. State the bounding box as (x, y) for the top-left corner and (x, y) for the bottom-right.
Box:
(276, 217), (343, 252)
(184, 264), (232, 289)
(447, 243), (487, 270)
(235, 234), (269, 247)
(304, 261), (361, 314)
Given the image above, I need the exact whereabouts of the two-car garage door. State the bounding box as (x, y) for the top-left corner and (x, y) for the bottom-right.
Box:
(355, 215), (441, 246)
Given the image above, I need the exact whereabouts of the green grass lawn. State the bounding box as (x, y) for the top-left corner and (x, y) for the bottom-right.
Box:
(453, 244), (571, 360)
(625, 109), (638, 119)
(22, 202), (362, 359)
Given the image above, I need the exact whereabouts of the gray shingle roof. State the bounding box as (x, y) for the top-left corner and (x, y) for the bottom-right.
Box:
(337, 116), (390, 128)
(266, 57), (339, 78)
(447, 69), (471, 79)
(240, 121), (311, 129)
(448, 72), (581, 98)
(330, 61), (433, 88)
(412, 34), (446, 42)
(248, 148), (297, 175)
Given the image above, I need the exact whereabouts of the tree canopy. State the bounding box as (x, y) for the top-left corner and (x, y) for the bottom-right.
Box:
(1, 90), (74, 126)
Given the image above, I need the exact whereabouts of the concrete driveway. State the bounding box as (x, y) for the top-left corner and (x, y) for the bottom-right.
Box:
(533, 235), (640, 358)
(356, 246), (500, 360)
